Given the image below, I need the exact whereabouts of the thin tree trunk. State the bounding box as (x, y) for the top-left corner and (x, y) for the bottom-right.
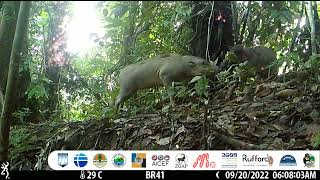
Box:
(312, 1), (320, 50)
(231, 1), (238, 42)
(0, 83), (3, 112)
(0, 1), (19, 96)
(0, 1), (31, 161)
(307, 1), (317, 55)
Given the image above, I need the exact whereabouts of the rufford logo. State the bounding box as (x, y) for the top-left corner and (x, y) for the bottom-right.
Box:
(152, 155), (170, 167)
(175, 153), (188, 168)
(193, 153), (216, 168)
(242, 154), (273, 167)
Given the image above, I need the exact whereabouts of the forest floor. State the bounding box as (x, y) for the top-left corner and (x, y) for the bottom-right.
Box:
(10, 70), (320, 170)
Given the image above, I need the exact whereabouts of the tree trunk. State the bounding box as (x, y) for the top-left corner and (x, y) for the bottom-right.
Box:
(312, 1), (320, 50)
(14, 25), (31, 124)
(307, 1), (317, 55)
(0, 1), (31, 161)
(231, 1), (238, 42)
(43, 2), (70, 118)
(0, 1), (20, 100)
(0, 83), (3, 112)
(190, 1), (233, 64)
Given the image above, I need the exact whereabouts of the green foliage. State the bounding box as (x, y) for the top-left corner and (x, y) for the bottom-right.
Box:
(311, 132), (320, 149)
(192, 76), (210, 98)
(13, 108), (32, 124)
(161, 76), (210, 106)
(304, 54), (320, 70)
(26, 81), (49, 101)
(10, 127), (36, 164)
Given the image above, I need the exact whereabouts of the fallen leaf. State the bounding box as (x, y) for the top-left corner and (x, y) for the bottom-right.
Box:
(162, 105), (170, 112)
(254, 126), (269, 138)
(156, 137), (170, 145)
(186, 116), (197, 123)
(309, 109), (319, 121)
(272, 124), (283, 131)
(149, 135), (160, 141)
(311, 85), (318, 92)
(247, 119), (259, 134)
(275, 89), (299, 98)
(292, 97), (301, 104)
(138, 128), (152, 136)
(227, 126), (236, 136)
(239, 121), (249, 125)
(250, 111), (268, 118)
(250, 102), (264, 108)
(172, 125), (185, 140)
(255, 84), (272, 97)
(142, 138), (152, 146)
(270, 111), (281, 117)
(225, 84), (236, 100)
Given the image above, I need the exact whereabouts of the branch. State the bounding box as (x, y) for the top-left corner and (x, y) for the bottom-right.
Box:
(0, 84), (4, 112)
(133, 21), (151, 40)
(205, 1), (214, 61)
(307, 1), (317, 55)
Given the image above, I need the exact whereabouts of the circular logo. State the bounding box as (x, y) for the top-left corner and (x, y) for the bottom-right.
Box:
(176, 153), (188, 164)
(74, 153), (88, 167)
(113, 153), (126, 167)
(152, 155), (157, 160)
(93, 153), (107, 168)
(303, 153), (315, 168)
(158, 155), (164, 160)
(164, 155), (170, 160)
(279, 155), (297, 166)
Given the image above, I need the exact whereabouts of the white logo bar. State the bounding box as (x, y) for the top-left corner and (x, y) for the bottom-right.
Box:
(48, 150), (320, 171)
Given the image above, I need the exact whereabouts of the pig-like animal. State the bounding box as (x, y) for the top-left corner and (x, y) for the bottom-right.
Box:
(220, 45), (277, 78)
(115, 54), (215, 110)
(230, 45), (276, 66)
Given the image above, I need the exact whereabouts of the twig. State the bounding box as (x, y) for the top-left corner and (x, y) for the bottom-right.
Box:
(93, 130), (102, 150)
(202, 103), (209, 149)
(184, 15), (200, 46)
(168, 107), (174, 150)
(0, 84), (4, 112)
(206, 1), (215, 61)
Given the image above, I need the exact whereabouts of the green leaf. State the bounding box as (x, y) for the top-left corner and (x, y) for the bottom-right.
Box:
(189, 76), (202, 84)
(40, 10), (49, 19)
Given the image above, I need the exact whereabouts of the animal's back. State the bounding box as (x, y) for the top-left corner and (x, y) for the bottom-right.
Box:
(244, 46), (276, 67)
(118, 54), (183, 90)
